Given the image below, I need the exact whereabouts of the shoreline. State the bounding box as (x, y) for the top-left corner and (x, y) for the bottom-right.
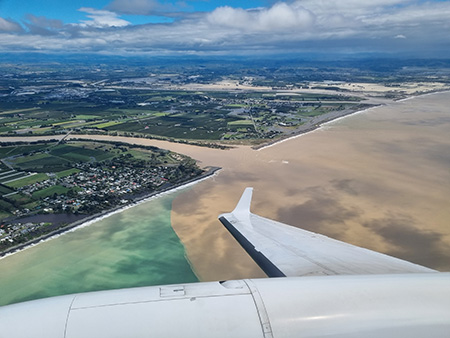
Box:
(2, 89), (448, 260)
(255, 104), (380, 151)
(255, 88), (450, 151)
(0, 166), (221, 260)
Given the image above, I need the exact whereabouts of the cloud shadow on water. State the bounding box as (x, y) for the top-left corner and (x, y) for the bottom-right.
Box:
(277, 193), (361, 238)
(363, 216), (449, 270)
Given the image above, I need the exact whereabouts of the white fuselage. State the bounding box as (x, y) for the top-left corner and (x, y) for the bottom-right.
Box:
(1, 273), (449, 338)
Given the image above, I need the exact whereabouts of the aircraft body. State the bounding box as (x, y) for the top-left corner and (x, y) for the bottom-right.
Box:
(1, 188), (449, 337)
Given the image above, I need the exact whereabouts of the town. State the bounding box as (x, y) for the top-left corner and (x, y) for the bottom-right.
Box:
(0, 139), (204, 251)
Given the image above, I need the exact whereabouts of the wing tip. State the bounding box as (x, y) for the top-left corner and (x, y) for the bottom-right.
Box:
(232, 187), (253, 216)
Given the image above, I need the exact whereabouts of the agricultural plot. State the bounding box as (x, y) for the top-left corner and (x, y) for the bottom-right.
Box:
(0, 144), (49, 157)
(32, 185), (69, 199)
(10, 154), (71, 173)
(55, 168), (80, 178)
(49, 144), (115, 162)
(5, 192), (34, 204)
(0, 82), (370, 142)
(0, 184), (14, 195)
(227, 120), (254, 127)
(106, 112), (230, 140)
(5, 173), (50, 188)
(0, 172), (28, 184)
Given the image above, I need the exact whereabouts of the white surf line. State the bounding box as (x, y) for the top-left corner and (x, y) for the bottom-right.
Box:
(258, 89), (450, 152)
(0, 169), (220, 260)
(397, 89), (450, 102)
(257, 106), (379, 151)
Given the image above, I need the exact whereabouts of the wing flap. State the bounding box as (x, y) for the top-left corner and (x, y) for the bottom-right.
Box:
(219, 188), (436, 277)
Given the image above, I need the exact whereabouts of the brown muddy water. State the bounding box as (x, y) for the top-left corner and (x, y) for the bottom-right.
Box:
(170, 92), (450, 280)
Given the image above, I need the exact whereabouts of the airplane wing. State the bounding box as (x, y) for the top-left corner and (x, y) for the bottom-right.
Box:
(219, 188), (436, 277)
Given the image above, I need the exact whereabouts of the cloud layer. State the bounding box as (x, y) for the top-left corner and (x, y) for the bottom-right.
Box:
(0, 0), (449, 55)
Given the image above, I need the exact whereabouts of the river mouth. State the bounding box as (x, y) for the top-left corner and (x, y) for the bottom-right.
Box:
(0, 92), (449, 306)
(171, 92), (450, 281)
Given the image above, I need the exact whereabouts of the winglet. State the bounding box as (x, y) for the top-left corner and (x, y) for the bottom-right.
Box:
(231, 187), (253, 219)
(219, 187), (286, 277)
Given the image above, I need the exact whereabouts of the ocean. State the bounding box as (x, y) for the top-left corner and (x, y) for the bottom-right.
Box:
(0, 192), (198, 306)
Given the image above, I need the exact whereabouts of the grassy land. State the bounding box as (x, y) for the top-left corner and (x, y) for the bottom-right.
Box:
(0, 144), (50, 157)
(32, 185), (69, 199)
(0, 107), (40, 115)
(55, 168), (80, 178)
(6, 192), (34, 204)
(5, 173), (50, 188)
(227, 120), (254, 126)
(0, 172), (28, 183)
(10, 154), (71, 172)
(0, 184), (14, 195)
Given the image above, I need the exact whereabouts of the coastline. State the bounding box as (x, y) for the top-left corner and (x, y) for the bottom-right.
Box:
(255, 88), (450, 151)
(0, 166), (221, 260)
(1, 89), (448, 262)
(255, 104), (380, 151)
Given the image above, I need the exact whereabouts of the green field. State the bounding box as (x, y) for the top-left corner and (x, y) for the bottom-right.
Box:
(0, 107), (40, 115)
(5, 173), (50, 188)
(74, 115), (102, 119)
(227, 120), (254, 126)
(0, 184), (14, 195)
(92, 121), (122, 128)
(0, 144), (50, 157)
(0, 172), (28, 183)
(0, 210), (11, 219)
(0, 74), (373, 142)
(5, 192), (34, 204)
(13, 156), (71, 172)
(55, 168), (80, 178)
(49, 144), (115, 162)
(11, 153), (50, 165)
(32, 185), (69, 199)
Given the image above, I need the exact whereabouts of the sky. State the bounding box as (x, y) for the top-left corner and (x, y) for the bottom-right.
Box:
(0, 0), (449, 56)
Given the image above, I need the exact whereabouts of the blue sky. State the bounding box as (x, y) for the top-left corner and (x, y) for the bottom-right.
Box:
(0, 0), (449, 56)
(0, 0), (267, 24)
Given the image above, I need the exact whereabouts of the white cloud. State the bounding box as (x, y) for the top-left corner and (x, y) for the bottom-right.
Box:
(0, 17), (23, 32)
(208, 2), (315, 32)
(0, 1), (449, 56)
(78, 7), (130, 28)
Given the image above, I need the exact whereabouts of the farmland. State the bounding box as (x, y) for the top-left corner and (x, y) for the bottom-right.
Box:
(0, 86), (369, 144)
(2, 57), (449, 146)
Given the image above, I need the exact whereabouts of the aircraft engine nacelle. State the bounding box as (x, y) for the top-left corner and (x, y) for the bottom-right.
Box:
(1, 274), (450, 338)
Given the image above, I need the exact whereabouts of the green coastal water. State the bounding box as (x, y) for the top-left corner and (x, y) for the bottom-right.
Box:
(0, 191), (198, 306)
